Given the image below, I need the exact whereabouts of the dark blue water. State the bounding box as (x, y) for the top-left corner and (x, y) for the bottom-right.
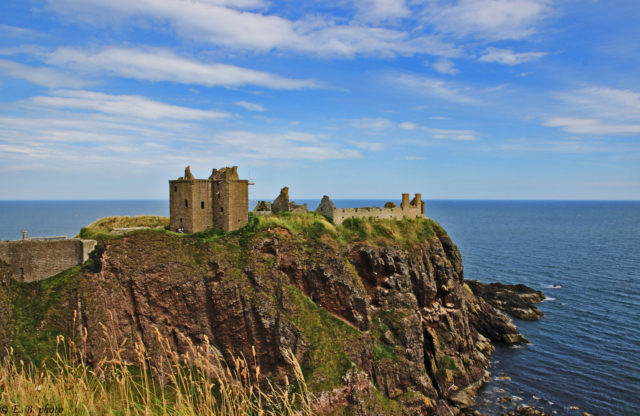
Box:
(1, 200), (638, 415)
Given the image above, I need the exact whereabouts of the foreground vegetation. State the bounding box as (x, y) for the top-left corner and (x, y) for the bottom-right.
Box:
(1, 320), (312, 416)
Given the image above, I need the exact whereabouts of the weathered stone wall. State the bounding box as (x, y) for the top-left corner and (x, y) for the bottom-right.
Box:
(169, 179), (213, 233)
(0, 239), (96, 282)
(213, 180), (249, 231)
(317, 194), (425, 225)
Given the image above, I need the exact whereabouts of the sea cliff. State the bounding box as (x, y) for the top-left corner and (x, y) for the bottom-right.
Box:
(5, 214), (527, 415)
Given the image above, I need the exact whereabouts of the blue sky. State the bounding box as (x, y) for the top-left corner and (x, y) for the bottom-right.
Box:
(1, 0), (639, 200)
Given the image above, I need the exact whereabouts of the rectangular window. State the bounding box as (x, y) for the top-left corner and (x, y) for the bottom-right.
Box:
(185, 199), (188, 207)
(174, 186), (177, 192)
(201, 201), (205, 209)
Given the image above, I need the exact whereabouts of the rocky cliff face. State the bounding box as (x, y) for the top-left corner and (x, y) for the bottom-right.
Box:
(0, 260), (13, 353)
(9, 217), (526, 415)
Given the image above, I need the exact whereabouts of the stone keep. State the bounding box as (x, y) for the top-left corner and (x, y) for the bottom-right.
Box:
(169, 166), (249, 232)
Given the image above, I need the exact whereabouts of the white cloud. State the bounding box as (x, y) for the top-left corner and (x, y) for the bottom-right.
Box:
(426, 0), (553, 40)
(235, 101), (265, 112)
(544, 86), (640, 136)
(349, 117), (394, 130)
(46, 47), (321, 90)
(543, 117), (640, 135)
(432, 58), (459, 75)
(44, 0), (459, 58)
(27, 89), (230, 120)
(214, 131), (362, 160)
(355, 141), (385, 151)
(0, 59), (89, 88)
(0, 90), (362, 172)
(404, 156), (424, 160)
(399, 121), (418, 130)
(355, 0), (410, 22)
(479, 47), (547, 65)
(389, 73), (479, 104)
(556, 86), (640, 121)
(502, 138), (639, 153)
(426, 127), (478, 141)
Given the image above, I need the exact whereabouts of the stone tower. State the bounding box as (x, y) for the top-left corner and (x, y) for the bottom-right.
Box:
(210, 166), (249, 231)
(169, 166), (249, 233)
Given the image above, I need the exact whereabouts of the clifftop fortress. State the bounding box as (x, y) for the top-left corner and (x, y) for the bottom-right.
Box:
(170, 166), (426, 231)
(169, 166), (249, 233)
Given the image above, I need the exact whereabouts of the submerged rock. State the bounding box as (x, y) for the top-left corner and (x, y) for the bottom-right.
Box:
(466, 280), (545, 321)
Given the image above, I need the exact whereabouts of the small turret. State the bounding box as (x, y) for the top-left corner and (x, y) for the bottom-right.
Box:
(401, 193), (410, 209)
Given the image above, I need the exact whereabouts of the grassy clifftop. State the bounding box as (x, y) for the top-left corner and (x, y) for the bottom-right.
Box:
(77, 215), (169, 239)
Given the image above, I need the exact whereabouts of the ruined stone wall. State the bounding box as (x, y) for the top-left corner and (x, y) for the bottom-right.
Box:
(318, 194), (425, 225)
(169, 179), (213, 233)
(0, 239), (97, 282)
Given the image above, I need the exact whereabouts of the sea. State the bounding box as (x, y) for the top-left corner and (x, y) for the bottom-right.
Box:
(1, 200), (639, 416)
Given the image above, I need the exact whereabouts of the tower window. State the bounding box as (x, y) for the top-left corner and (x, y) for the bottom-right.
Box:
(220, 207), (224, 213)
(185, 199), (188, 207)
(174, 186), (177, 192)
(201, 201), (205, 209)
(19, 267), (24, 279)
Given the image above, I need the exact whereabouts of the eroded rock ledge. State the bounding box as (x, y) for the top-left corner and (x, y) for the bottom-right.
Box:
(466, 280), (545, 321)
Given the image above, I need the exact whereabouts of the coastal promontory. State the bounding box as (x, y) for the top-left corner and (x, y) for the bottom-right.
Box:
(3, 214), (529, 415)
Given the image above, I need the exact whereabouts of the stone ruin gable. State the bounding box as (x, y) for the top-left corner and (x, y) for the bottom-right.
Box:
(252, 200), (272, 216)
(271, 186), (308, 214)
(315, 193), (425, 225)
(169, 165), (249, 233)
(0, 238), (96, 283)
(209, 166), (239, 181)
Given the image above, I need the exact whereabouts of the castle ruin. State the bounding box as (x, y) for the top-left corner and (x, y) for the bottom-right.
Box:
(169, 166), (249, 232)
(315, 193), (424, 225)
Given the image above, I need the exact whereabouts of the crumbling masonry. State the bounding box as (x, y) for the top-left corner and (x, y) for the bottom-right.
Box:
(315, 193), (424, 225)
(169, 166), (249, 233)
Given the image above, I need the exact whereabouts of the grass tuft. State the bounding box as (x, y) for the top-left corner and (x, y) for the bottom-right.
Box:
(0, 314), (313, 416)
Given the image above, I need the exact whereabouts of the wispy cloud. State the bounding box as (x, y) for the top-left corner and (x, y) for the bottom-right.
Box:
(44, 0), (459, 58)
(543, 117), (640, 135)
(235, 101), (265, 112)
(388, 73), (480, 104)
(503, 138), (640, 153)
(0, 89), (362, 173)
(354, 141), (385, 151)
(398, 121), (418, 130)
(354, 0), (410, 22)
(432, 58), (459, 74)
(479, 47), (547, 65)
(214, 131), (362, 160)
(544, 86), (640, 135)
(27, 89), (230, 120)
(425, 0), (554, 40)
(348, 117), (394, 130)
(556, 86), (640, 121)
(45, 47), (321, 90)
(0, 59), (89, 88)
